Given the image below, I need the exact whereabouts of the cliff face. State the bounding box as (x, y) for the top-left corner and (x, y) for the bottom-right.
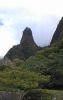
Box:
(51, 17), (63, 44)
(20, 27), (36, 45)
(5, 27), (41, 60)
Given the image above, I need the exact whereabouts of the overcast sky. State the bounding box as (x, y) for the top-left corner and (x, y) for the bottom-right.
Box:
(0, 0), (63, 57)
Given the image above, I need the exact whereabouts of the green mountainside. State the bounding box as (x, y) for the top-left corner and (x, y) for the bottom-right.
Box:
(0, 17), (63, 99)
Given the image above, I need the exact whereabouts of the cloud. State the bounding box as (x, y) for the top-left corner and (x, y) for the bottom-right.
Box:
(0, 18), (17, 57)
(0, 0), (63, 17)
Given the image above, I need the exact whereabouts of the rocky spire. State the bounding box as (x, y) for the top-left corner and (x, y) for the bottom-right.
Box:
(4, 27), (41, 60)
(20, 27), (37, 46)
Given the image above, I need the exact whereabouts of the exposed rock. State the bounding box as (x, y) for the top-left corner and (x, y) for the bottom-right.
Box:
(23, 90), (42, 100)
(4, 27), (42, 60)
(0, 90), (44, 100)
(51, 17), (63, 44)
(0, 91), (22, 100)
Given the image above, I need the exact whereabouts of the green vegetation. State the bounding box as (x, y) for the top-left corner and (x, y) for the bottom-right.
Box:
(0, 38), (63, 99)
(0, 59), (50, 91)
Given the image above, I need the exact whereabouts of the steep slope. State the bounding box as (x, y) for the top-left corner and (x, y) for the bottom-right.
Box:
(4, 27), (41, 60)
(51, 17), (63, 44)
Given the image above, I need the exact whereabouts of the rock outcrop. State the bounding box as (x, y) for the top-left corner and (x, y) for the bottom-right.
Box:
(51, 17), (63, 44)
(4, 27), (41, 60)
(0, 91), (25, 100)
(0, 91), (43, 100)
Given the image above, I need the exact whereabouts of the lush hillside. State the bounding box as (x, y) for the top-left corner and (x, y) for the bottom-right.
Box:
(0, 38), (63, 99)
(0, 59), (50, 91)
(0, 58), (63, 99)
(0, 17), (63, 99)
(21, 38), (63, 89)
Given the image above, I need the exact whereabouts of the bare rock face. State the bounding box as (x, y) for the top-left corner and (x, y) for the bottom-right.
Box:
(20, 27), (35, 45)
(51, 17), (63, 44)
(4, 27), (41, 60)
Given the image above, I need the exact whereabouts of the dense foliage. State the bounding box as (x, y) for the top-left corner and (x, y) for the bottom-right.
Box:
(0, 39), (63, 91)
(0, 35), (63, 99)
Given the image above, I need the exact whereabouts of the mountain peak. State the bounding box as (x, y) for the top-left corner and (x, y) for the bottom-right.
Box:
(21, 27), (32, 36)
(20, 27), (36, 46)
(4, 27), (41, 60)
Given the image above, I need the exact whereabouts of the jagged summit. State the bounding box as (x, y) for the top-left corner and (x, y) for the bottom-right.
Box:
(4, 27), (41, 60)
(51, 17), (63, 44)
(20, 27), (37, 46)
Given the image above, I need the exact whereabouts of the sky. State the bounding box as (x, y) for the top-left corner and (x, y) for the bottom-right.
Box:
(0, 0), (63, 57)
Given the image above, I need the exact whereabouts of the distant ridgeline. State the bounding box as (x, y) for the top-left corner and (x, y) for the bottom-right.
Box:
(4, 27), (42, 60)
(4, 17), (63, 60)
